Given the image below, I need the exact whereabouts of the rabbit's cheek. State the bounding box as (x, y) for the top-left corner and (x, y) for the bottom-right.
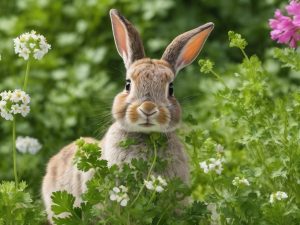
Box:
(157, 107), (170, 125)
(169, 98), (181, 124)
(126, 103), (139, 123)
(112, 93), (128, 119)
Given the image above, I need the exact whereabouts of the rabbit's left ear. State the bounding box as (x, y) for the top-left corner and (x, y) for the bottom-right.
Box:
(161, 23), (214, 74)
(110, 9), (145, 69)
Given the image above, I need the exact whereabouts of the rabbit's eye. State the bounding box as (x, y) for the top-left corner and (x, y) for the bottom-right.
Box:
(125, 79), (131, 92)
(169, 82), (174, 96)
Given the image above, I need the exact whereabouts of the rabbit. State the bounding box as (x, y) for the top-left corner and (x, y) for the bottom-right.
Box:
(42, 9), (214, 223)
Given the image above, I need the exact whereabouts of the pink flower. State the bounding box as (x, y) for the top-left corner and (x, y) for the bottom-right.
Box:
(287, 0), (300, 27)
(286, 0), (300, 16)
(269, 1), (300, 48)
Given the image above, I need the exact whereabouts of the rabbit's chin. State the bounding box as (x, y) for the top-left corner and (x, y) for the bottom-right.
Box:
(117, 121), (177, 133)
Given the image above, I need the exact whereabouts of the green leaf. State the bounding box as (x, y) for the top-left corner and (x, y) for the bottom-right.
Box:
(273, 47), (300, 71)
(118, 137), (139, 149)
(51, 191), (76, 215)
(74, 138), (108, 172)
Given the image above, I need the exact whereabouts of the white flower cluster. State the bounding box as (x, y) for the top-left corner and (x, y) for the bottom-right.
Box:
(0, 90), (30, 121)
(269, 191), (288, 204)
(144, 175), (167, 193)
(199, 158), (225, 175)
(109, 185), (129, 207)
(232, 177), (250, 187)
(16, 136), (42, 154)
(13, 30), (51, 60)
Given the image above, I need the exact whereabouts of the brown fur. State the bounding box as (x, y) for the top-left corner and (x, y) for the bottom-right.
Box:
(112, 92), (128, 119)
(139, 101), (156, 114)
(157, 106), (169, 125)
(127, 103), (139, 123)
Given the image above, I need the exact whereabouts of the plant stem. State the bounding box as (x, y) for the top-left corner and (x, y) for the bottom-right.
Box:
(127, 212), (130, 225)
(147, 192), (156, 206)
(240, 48), (249, 61)
(146, 137), (158, 179)
(211, 174), (222, 198)
(156, 205), (171, 225)
(12, 117), (18, 187)
(211, 69), (229, 89)
(130, 137), (158, 206)
(23, 60), (31, 91)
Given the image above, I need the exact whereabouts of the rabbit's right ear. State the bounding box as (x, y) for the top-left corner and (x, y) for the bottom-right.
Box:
(110, 9), (145, 69)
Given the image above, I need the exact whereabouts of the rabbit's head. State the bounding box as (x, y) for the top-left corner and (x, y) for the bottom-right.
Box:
(110, 9), (214, 133)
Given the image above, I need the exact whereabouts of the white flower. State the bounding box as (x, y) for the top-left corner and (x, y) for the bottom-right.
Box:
(11, 89), (25, 102)
(216, 144), (224, 153)
(109, 185), (129, 207)
(157, 176), (167, 186)
(144, 180), (154, 190)
(119, 185), (128, 192)
(215, 167), (223, 175)
(21, 93), (30, 104)
(155, 185), (164, 193)
(0, 100), (6, 110)
(19, 104), (30, 117)
(120, 198), (128, 207)
(1, 110), (13, 121)
(13, 30), (51, 60)
(200, 157), (225, 175)
(110, 193), (117, 201)
(269, 191), (288, 204)
(113, 187), (120, 193)
(144, 175), (168, 193)
(16, 136), (42, 154)
(0, 90), (31, 120)
(10, 104), (21, 114)
(0, 91), (12, 101)
(232, 177), (250, 187)
(239, 178), (250, 186)
(200, 161), (209, 173)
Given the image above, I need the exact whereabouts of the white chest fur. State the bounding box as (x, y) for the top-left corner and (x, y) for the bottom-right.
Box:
(101, 122), (189, 183)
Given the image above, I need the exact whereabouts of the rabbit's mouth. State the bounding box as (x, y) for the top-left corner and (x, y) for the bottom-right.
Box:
(139, 122), (154, 127)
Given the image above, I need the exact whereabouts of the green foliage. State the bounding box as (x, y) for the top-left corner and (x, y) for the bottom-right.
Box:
(184, 31), (300, 224)
(74, 138), (108, 172)
(51, 191), (87, 225)
(118, 137), (138, 149)
(0, 181), (45, 224)
(199, 59), (215, 74)
(273, 47), (300, 71)
(228, 31), (248, 50)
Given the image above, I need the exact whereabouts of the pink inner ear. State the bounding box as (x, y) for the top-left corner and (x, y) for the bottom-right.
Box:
(180, 28), (212, 66)
(111, 14), (128, 58)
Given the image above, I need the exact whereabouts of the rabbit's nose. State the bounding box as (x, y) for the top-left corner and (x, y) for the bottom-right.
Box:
(138, 101), (158, 117)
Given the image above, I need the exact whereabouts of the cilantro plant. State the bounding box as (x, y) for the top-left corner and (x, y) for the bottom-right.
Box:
(185, 31), (300, 224)
(0, 181), (44, 225)
(51, 135), (210, 225)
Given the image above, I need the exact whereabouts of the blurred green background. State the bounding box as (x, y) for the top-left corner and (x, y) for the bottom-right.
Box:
(0, 0), (288, 195)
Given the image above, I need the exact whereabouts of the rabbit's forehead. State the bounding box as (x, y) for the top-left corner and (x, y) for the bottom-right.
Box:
(127, 59), (174, 83)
